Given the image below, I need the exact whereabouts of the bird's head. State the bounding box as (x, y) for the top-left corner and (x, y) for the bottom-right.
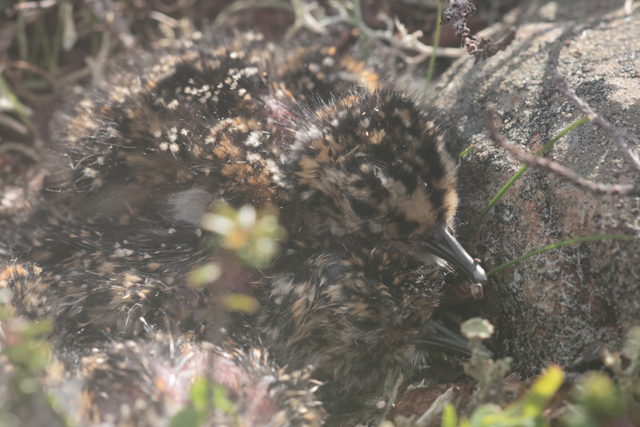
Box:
(286, 89), (487, 283)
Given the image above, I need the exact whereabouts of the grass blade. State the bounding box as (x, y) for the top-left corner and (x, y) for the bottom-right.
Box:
(469, 116), (589, 231)
(424, 0), (442, 94)
(487, 234), (634, 277)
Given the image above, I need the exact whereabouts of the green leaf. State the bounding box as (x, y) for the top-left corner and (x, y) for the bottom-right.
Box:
(222, 293), (260, 314)
(187, 263), (222, 287)
(212, 384), (234, 414)
(442, 402), (458, 427)
(21, 319), (53, 339)
(566, 372), (627, 425)
(169, 408), (201, 427)
(503, 365), (564, 419)
(459, 144), (474, 157)
(487, 234), (634, 277)
(467, 404), (502, 426)
(189, 377), (210, 413)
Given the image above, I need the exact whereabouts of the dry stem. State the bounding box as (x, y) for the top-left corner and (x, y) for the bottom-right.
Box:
(552, 69), (640, 172)
(485, 105), (640, 196)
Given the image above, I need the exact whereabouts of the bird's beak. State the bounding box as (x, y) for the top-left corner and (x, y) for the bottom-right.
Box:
(420, 225), (488, 283)
(413, 319), (470, 357)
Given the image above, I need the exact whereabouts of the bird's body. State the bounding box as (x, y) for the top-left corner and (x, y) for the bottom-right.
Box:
(78, 332), (324, 426)
(1, 29), (486, 425)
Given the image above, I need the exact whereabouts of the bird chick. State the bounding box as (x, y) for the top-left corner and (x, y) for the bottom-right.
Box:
(258, 89), (486, 412)
(78, 333), (324, 427)
(1, 29), (487, 421)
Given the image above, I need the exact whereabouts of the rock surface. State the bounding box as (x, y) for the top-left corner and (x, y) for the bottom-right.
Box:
(427, 0), (640, 376)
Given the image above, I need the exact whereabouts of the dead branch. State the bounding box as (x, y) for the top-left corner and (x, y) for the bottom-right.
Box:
(485, 105), (640, 196)
(552, 68), (640, 172)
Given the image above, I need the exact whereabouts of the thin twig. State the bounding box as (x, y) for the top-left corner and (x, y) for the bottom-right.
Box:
(87, 0), (134, 49)
(0, 142), (41, 163)
(149, 11), (181, 28)
(211, 0), (294, 30)
(55, 66), (92, 87)
(424, 0), (443, 93)
(552, 68), (640, 172)
(416, 386), (455, 426)
(211, 0), (464, 61)
(285, 0), (328, 37)
(13, 0), (60, 11)
(469, 116), (588, 231)
(485, 105), (640, 196)
(0, 113), (29, 136)
(625, 0), (634, 15)
(0, 60), (57, 89)
(85, 31), (112, 83)
(376, 370), (404, 423)
(356, 12), (464, 62)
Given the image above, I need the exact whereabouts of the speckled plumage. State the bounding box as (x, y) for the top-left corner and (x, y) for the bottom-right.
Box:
(78, 333), (324, 426)
(1, 29), (485, 424)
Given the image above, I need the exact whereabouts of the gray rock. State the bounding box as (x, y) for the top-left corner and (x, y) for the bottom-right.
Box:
(427, 0), (640, 376)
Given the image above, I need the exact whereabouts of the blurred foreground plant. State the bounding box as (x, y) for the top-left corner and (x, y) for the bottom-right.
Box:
(442, 365), (563, 427)
(438, 318), (562, 427)
(0, 288), (68, 426)
(461, 318), (512, 405)
(187, 203), (286, 314)
(563, 326), (640, 427)
(442, 324), (640, 427)
(200, 203), (286, 269)
(169, 377), (235, 427)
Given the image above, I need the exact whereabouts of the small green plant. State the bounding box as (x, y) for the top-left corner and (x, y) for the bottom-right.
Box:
(12, 1), (78, 72)
(188, 203), (286, 314)
(440, 324), (640, 427)
(176, 204), (286, 425)
(459, 144), (474, 158)
(563, 326), (640, 427)
(562, 372), (628, 427)
(442, 365), (564, 427)
(169, 377), (236, 427)
(436, 318), (563, 427)
(601, 326), (640, 393)
(461, 318), (512, 405)
(0, 290), (69, 426)
(200, 203), (286, 269)
(0, 69), (38, 138)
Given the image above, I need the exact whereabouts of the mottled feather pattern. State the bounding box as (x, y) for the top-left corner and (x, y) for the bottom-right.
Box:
(48, 32), (378, 218)
(0, 28), (485, 425)
(79, 333), (323, 426)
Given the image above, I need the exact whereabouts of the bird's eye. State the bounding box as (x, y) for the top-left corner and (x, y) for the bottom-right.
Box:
(348, 197), (379, 218)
